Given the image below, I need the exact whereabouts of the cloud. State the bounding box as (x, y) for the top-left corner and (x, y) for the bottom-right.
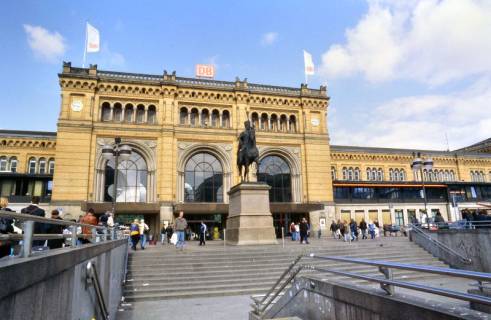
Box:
(23, 24), (66, 62)
(261, 32), (278, 46)
(320, 0), (491, 85)
(329, 77), (491, 150)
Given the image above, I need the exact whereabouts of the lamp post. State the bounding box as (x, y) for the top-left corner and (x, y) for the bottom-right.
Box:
(102, 137), (132, 219)
(411, 152), (433, 214)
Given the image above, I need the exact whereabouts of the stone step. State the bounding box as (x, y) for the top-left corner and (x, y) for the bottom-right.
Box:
(126, 255), (442, 277)
(127, 247), (428, 266)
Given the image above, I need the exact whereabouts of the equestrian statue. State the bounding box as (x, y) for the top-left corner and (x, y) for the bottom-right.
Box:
(237, 120), (259, 182)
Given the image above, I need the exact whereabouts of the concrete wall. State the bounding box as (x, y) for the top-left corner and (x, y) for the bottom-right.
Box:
(0, 239), (128, 320)
(410, 228), (491, 272)
(253, 276), (484, 320)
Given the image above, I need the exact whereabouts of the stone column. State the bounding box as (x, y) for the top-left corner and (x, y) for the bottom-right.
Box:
(144, 106), (148, 123)
(198, 110), (202, 126)
(109, 106), (114, 121)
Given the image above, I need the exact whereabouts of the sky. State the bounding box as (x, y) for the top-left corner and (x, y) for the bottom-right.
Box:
(1, 0), (490, 150)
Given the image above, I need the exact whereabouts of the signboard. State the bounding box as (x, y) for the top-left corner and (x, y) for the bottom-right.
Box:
(195, 64), (215, 79)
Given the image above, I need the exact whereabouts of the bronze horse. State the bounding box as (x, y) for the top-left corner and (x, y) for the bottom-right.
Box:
(237, 120), (259, 182)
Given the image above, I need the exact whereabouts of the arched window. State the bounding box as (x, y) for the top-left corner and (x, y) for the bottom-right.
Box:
(280, 115), (288, 132)
(113, 103), (122, 122)
(449, 170), (455, 181)
(136, 104), (145, 123)
(190, 108), (199, 126)
(0, 156), (7, 172)
(251, 112), (259, 129)
(124, 104), (134, 122)
(399, 169), (405, 181)
(28, 157), (37, 174)
(377, 168), (383, 181)
(48, 158), (55, 174)
(331, 166), (337, 180)
(222, 110), (230, 128)
(104, 151), (147, 202)
(423, 169), (428, 181)
(348, 167), (354, 181)
(184, 153), (223, 202)
(211, 109), (220, 127)
(147, 105), (156, 124)
(289, 115), (297, 133)
(201, 109), (210, 126)
(354, 167), (360, 181)
(258, 155), (291, 202)
(260, 113), (268, 130)
(180, 107), (188, 125)
(38, 158), (46, 174)
(271, 114), (278, 131)
(366, 168), (371, 181)
(342, 167), (347, 180)
(101, 102), (111, 121)
(9, 157), (17, 173)
(389, 169), (394, 181)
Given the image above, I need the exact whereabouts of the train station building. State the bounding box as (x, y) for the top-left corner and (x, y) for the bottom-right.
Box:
(1, 62), (490, 236)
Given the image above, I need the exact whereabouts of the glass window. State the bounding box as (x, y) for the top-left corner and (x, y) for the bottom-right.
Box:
(402, 188), (423, 199)
(331, 166), (337, 180)
(394, 209), (404, 226)
(101, 102), (111, 121)
(354, 168), (360, 181)
(333, 187), (350, 199)
(124, 104), (134, 122)
(10, 157), (17, 173)
(48, 159), (55, 174)
(180, 107), (188, 125)
(258, 155), (291, 202)
(113, 103), (122, 121)
(0, 157), (7, 171)
(185, 152), (223, 202)
(1, 180), (15, 197)
(38, 158), (46, 174)
(104, 151), (148, 202)
(28, 158), (37, 174)
(352, 187), (374, 199)
(222, 110), (230, 128)
(147, 105), (156, 124)
(377, 169), (383, 181)
(136, 105), (145, 123)
(211, 110), (219, 127)
(377, 187), (401, 199)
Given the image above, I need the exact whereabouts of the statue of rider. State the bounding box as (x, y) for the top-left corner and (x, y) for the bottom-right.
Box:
(237, 120), (259, 182)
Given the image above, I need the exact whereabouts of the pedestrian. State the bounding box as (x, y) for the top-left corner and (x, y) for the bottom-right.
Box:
(0, 197), (15, 258)
(199, 221), (207, 246)
(350, 219), (358, 241)
(359, 218), (367, 240)
(107, 212), (115, 228)
(165, 224), (173, 244)
(174, 211), (188, 250)
(21, 196), (47, 247)
(341, 220), (351, 243)
(329, 220), (338, 239)
(99, 211), (109, 227)
(129, 219), (140, 250)
(294, 223), (300, 241)
(299, 218), (309, 244)
(79, 208), (98, 244)
(47, 210), (64, 249)
(139, 219), (149, 250)
(335, 219), (342, 239)
(161, 224), (167, 245)
(434, 211), (445, 224)
(317, 227), (322, 239)
(290, 222), (296, 241)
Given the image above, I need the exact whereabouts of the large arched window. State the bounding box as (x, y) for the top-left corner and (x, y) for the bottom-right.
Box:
(258, 155), (292, 202)
(38, 158), (46, 174)
(101, 102), (111, 121)
(147, 105), (157, 124)
(104, 151), (147, 202)
(180, 107), (188, 125)
(113, 103), (123, 122)
(9, 157), (17, 173)
(184, 153), (223, 202)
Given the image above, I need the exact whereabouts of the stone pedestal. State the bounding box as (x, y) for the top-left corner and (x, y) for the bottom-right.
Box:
(225, 182), (277, 245)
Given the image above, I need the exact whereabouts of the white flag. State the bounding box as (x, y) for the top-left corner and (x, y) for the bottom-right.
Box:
(86, 23), (100, 53)
(303, 50), (315, 75)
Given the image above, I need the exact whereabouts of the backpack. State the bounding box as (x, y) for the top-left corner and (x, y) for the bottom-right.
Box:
(130, 223), (139, 236)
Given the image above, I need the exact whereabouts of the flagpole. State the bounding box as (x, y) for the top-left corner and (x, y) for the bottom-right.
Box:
(82, 22), (88, 68)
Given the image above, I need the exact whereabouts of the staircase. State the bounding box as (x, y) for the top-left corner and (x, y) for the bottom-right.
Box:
(123, 237), (450, 302)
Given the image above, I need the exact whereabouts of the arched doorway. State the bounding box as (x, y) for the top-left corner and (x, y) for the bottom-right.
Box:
(184, 152), (223, 203)
(258, 155), (292, 202)
(104, 151), (148, 202)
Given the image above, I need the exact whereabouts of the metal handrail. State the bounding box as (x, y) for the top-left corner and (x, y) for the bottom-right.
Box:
(408, 223), (472, 264)
(0, 210), (121, 258)
(86, 261), (109, 320)
(253, 253), (491, 318)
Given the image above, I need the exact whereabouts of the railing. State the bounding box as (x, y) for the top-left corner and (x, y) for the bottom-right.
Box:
(252, 253), (491, 319)
(408, 223), (472, 264)
(0, 210), (123, 258)
(86, 261), (109, 320)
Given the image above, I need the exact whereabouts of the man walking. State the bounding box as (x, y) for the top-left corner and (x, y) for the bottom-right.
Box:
(174, 211), (187, 250)
(139, 218), (149, 250)
(161, 224), (167, 245)
(299, 218), (309, 244)
(199, 221), (207, 246)
(47, 209), (64, 249)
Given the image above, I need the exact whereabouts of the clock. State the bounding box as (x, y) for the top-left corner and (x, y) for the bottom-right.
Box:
(311, 118), (320, 126)
(71, 100), (83, 112)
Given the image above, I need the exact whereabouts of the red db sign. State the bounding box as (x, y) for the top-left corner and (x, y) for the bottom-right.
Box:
(195, 64), (215, 78)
